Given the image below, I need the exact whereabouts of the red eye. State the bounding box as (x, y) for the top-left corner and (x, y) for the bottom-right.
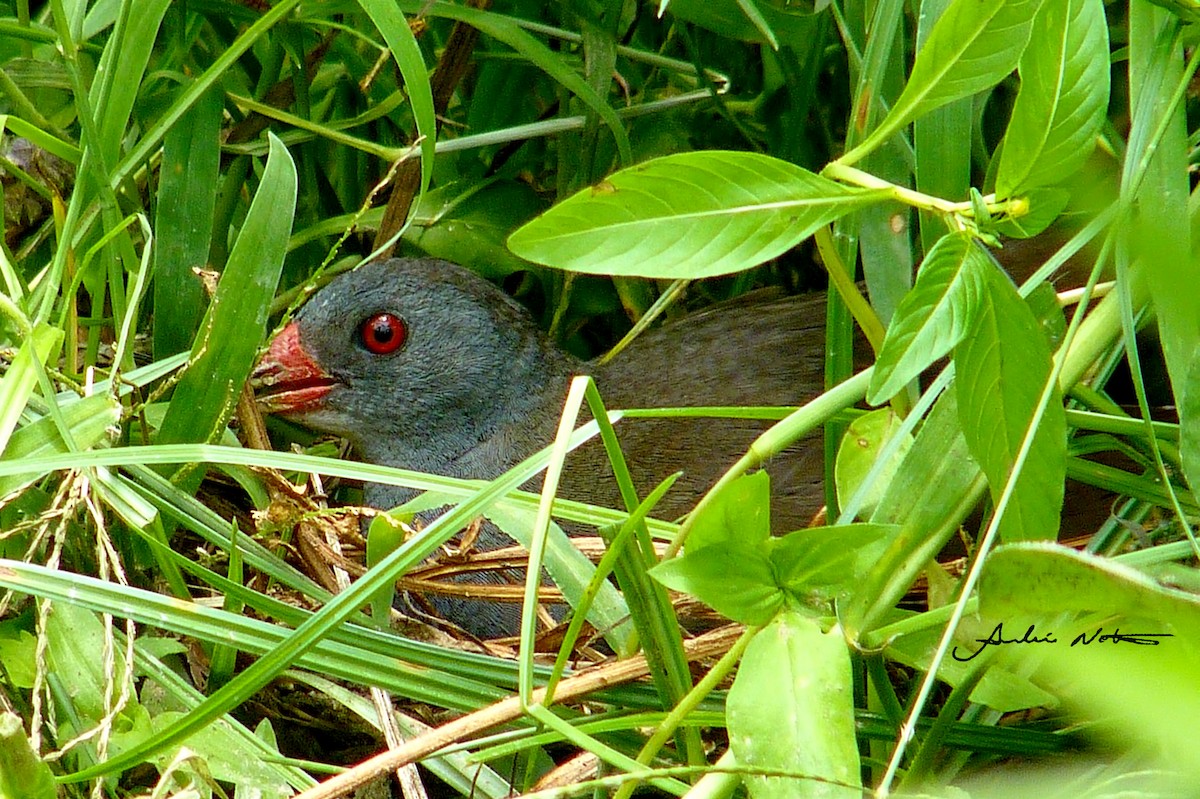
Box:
(358, 313), (407, 354)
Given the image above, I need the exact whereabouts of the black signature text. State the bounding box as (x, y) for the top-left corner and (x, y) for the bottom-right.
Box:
(951, 622), (1172, 662)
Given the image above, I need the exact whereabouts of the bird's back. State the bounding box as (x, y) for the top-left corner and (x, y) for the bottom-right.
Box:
(560, 291), (836, 531)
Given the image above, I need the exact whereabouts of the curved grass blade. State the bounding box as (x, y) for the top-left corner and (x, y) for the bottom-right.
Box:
(157, 133), (296, 451)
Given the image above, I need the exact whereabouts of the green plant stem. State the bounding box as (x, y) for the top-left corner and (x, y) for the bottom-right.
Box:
(665, 369), (872, 558)
(814, 226), (886, 353)
(613, 625), (760, 799)
(823, 162), (1022, 219)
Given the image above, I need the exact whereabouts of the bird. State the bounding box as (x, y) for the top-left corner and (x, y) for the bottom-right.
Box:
(253, 257), (839, 635)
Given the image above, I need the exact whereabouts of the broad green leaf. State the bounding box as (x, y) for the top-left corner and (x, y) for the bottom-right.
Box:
(769, 523), (899, 601)
(727, 612), (860, 799)
(44, 602), (131, 725)
(980, 543), (1200, 643)
(649, 543), (782, 626)
(0, 713), (55, 799)
(834, 409), (913, 519)
(995, 0), (1110, 196)
(508, 151), (887, 278)
(0, 324), (63, 457)
(867, 232), (989, 404)
(687, 470), (771, 552)
(955, 269), (1066, 541)
(153, 84), (221, 359)
(158, 133), (296, 449)
(0, 393), (120, 498)
(843, 0), (1045, 165)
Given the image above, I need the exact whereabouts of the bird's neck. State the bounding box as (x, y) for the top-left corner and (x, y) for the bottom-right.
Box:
(354, 353), (581, 484)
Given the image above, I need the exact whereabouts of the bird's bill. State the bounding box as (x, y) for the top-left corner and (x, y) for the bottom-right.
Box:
(252, 321), (337, 414)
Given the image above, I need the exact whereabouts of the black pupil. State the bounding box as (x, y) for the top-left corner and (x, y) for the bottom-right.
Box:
(371, 317), (394, 343)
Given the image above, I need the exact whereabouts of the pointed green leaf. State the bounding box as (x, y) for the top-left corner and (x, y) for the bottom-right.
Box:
(358, 0), (436, 201)
(153, 85), (222, 359)
(996, 0), (1110, 196)
(769, 523), (899, 601)
(649, 544), (782, 626)
(509, 151), (887, 278)
(158, 134), (296, 449)
(844, 0), (1045, 165)
(867, 232), (989, 404)
(955, 269), (1066, 541)
(688, 470), (771, 551)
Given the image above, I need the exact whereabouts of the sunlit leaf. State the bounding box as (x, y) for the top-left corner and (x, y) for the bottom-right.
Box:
(996, 0), (1110, 196)
(509, 151), (886, 278)
(727, 612), (860, 798)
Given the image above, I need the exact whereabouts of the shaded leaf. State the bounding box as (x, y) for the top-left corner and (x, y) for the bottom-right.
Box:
(834, 409), (913, 519)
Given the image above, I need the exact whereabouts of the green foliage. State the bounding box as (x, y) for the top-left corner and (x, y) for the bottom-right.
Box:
(727, 611), (860, 799)
(0, 712), (56, 799)
(509, 150), (886, 278)
(1, 0), (1199, 796)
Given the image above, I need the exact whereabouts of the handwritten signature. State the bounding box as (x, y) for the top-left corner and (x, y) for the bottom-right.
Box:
(952, 622), (1173, 662)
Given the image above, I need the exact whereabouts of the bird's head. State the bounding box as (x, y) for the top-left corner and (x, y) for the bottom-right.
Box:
(253, 258), (571, 472)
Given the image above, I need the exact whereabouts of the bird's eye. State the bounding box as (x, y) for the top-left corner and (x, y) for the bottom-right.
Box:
(357, 313), (408, 355)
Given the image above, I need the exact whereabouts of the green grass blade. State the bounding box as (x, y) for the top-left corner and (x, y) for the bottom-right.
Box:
(153, 85), (222, 359)
(357, 0), (436, 204)
(0, 323), (63, 457)
(158, 133), (296, 450)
